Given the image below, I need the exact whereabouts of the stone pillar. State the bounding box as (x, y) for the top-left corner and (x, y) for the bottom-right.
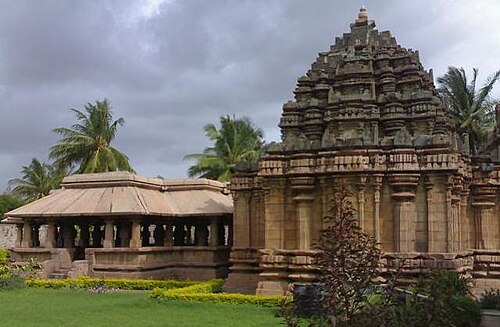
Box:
(44, 222), (57, 248)
(291, 177), (315, 250)
(130, 220), (141, 248)
(103, 220), (114, 248)
(390, 174), (419, 252)
(63, 224), (76, 248)
(118, 223), (131, 247)
(164, 223), (173, 246)
(21, 221), (32, 248)
(80, 224), (90, 248)
(16, 224), (23, 247)
(209, 218), (219, 246)
(372, 175), (383, 243)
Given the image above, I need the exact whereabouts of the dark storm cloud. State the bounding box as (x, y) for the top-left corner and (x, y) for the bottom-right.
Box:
(1, 0), (499, 190)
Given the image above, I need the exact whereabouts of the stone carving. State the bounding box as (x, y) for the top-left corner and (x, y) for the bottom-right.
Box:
(393, 126), (412, 146)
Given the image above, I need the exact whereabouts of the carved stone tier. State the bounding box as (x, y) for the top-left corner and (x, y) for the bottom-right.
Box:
(256, 249), (320, 295)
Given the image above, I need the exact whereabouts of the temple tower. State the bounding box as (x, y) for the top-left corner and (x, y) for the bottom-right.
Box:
(225, 8), (500, 295)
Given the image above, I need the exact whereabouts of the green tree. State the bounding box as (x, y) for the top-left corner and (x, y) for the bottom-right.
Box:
(49, 99), (134, 173)
(185, 115), (264, 182)
(437, 67), (500, 155)
(8, 158), (65, 202)
(0, 193), (24, 217)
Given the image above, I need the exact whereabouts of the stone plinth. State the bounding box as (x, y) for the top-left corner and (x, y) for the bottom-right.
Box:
(85, 246), (231, 280)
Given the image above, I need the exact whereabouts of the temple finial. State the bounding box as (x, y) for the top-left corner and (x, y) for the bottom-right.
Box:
(358, 6), (368, 21)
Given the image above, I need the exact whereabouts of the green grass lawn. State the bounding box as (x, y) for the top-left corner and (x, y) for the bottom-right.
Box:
(0, 288), (282, 327)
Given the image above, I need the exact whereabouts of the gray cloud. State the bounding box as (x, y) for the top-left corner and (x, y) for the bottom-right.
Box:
(1, 0), (499, 190)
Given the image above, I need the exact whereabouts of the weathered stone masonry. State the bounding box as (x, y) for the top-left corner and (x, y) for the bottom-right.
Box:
(224, 8), (500, 295)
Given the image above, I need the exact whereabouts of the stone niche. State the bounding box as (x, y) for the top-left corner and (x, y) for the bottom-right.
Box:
(224, 8), (500, 295)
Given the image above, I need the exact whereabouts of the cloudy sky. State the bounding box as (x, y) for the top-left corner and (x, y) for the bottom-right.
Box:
(0, 0), (499, 190)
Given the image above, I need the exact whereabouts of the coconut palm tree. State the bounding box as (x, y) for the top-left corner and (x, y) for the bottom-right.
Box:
(49, 99), (134, 174)
(185, 115), (265, 182)
(8, 158), (65, 202)
(437, 67), (500, 155)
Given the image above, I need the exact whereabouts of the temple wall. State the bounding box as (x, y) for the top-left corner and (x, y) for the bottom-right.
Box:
(0, 224), (17, 249)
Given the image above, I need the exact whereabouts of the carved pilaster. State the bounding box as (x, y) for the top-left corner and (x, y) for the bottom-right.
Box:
(425, 175), (447, 252)
(390, 174), (419, 252)
(446, 176), (454, 252)
(459, 189), (470, 250)
(291, 177), (315, 250)
(263, 179), (287, 249)
(358, 175), (367, 231)
(471, 186), (497, 249)
(233, 191), (251, 248)
(372, 174), (383, 243)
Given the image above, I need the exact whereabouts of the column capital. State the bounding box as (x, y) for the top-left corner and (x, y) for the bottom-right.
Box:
(390, 173), (419, 200)
(290, 176), (315, 193)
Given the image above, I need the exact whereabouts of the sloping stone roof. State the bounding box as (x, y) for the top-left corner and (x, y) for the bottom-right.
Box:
(2, 172), (232, 222)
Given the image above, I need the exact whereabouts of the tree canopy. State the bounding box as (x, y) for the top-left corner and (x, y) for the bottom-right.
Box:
(437, 66), (500, 155)
(0, 193), (24, 217)
(8, 158), (65, 202)
(49, 99), (134, 174)
(185, 115), (265, 182)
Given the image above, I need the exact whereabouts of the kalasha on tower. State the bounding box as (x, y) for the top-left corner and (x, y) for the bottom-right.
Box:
(224, 8), (500, 295)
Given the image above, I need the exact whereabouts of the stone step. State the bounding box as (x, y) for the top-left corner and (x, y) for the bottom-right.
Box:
(49, 272), (68, 280)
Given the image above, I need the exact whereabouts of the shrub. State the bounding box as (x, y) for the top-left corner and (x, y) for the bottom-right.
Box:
(0, 248), (9, 265)
(26, 276), (198, 290)
(0, 261), (25, 290)
(151, 279), (287, 307)
(153, 291), (286, 307)
(479, 288), (500, 310)
(164, 279), (224, 294)
(451, 295), (482, 327)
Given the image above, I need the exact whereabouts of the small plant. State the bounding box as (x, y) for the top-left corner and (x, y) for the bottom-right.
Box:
(479, 288), (500, 310)
(317, 185), (381, 326)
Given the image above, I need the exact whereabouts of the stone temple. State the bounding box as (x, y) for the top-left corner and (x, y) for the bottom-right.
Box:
(224, 8), (500, 295)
